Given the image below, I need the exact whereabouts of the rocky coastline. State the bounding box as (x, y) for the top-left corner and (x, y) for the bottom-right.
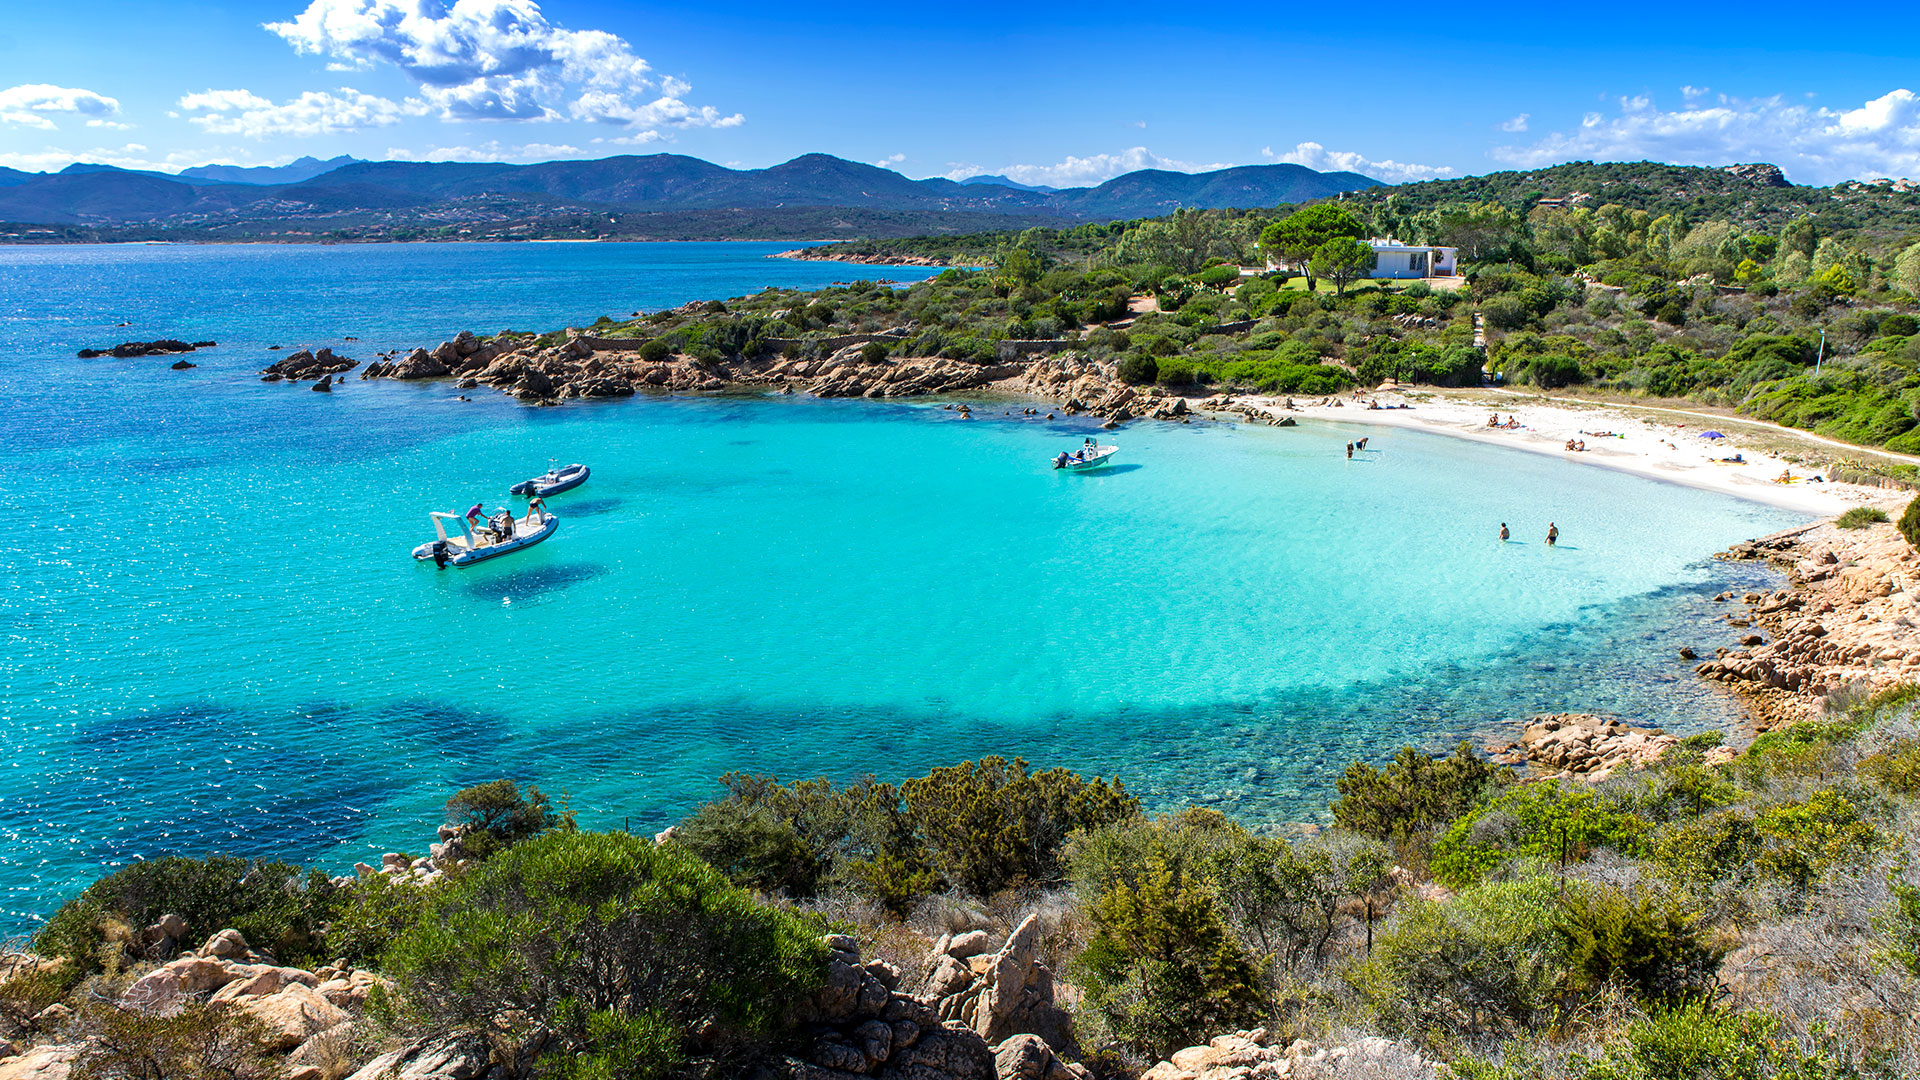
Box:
(774, 248), (961, 268)
(1694, 518), (1920, 730)
(320, 327), (1198, 426)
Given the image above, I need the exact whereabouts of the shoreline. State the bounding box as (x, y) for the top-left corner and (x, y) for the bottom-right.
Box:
(1242, 386), (1908, 518)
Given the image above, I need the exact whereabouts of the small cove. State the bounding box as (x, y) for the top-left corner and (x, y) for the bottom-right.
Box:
(0, 242), (1802, 932)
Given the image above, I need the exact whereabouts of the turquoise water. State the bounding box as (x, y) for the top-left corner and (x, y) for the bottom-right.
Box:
(0, 243), (1798, 932)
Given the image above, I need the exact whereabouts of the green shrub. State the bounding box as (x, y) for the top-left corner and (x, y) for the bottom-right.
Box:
(1331, 741), (1509, 845)
(1836, 506), (1889, 529)
(1573, 1002), (1867, 1080)
(1751, 788), (1881, 892)
(1431, 781), (1648, 888)
(1075, 857), (1264, 1059)
(638, 339), (671, 363)
(324, 871), (441, 968)
(902, 757), (1140, 896)
(1210, 832), (1394, 972)
(1554, 886), (1723, 1005)
(445, 779), (571, 860)
(37, 856), (333, 971)
(1117, 353), (1159, 385)
(380, 831), (827, 1080)
(858, 341), (889, 363)
(1359, 874), (1569, 1040)
(1900, 497), (1920, 549)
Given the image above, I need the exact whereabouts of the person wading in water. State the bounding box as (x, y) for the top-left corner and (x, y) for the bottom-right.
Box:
(1547, 522), (1559, 546)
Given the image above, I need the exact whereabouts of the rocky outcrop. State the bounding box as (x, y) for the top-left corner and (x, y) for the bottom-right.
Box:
(1489, 714), (1680, 781)
(775, 249), (956, 268)
(782, 932), (1078, 1080)
(1699, 519), (1920, 728)
(77, 340), (213, 359)
(920, 918), (1073, 1055)
(343, 1034), (490, 1080)
(0, 1045), (78, 1080)
(261, 348), (357, 382)
(1140, 1030), (1446, 1080)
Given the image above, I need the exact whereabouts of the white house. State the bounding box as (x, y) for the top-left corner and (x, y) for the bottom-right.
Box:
(1256, 238), (1461, 281)
(1366, 238), (1458, 279)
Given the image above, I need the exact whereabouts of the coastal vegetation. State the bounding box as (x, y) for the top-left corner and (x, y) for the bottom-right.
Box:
(14, 675), (1920, 1078)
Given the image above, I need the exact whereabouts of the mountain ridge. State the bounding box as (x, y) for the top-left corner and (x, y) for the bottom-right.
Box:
(0, 152), (1382, 239)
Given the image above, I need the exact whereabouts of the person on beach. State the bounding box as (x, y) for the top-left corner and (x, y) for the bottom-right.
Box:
(1500, 523), (1510, 541)
(1547, 522), (1559, 546)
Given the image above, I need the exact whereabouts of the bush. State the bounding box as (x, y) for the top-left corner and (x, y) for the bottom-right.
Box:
(1836, 506), (1889, 529)
(445, 779), (570, 860)
(37, 856), (333, 971)
(72, 1001), (281, 1080)
(638, 339), (672, 363)
(1555, 886), (1723, 1005)
(1117, 353), (1159, 385)
(1330, 741), (1508, 845)
(1431, 781), (1648, 887)
(1074, 857), (1264, 1059)
(858, 341), (889, 363)
(1360, 874), (1568, 1040)
(1900, 497), (1920, 549)
(380, 831), (828, 1080)
(902, 757), (1139, 897)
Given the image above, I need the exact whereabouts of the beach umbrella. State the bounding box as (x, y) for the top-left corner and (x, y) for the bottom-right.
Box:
(1700, 431), (1725, 439)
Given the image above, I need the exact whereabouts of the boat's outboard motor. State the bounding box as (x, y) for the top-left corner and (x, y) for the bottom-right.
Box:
(431, 540), (449, 569)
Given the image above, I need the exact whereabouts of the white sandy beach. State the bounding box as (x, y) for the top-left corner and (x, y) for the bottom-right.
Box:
(1243, 386), (1914, 518)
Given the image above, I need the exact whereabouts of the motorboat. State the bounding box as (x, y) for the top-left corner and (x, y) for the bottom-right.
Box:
(413, 506), (558, 567)
(1053, 441), (1118, 472)
(510, 462), (590, 497)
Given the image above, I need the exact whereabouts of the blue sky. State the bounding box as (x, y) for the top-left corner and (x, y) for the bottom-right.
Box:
(2, 0), (1917, 186)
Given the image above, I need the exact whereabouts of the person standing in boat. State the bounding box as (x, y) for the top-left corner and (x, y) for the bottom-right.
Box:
(527, 495), (547, 522)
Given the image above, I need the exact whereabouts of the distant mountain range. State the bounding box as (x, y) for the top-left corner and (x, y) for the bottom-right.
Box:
(0, 152), (1381, 242)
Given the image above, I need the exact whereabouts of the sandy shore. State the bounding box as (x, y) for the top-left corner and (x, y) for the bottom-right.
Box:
(1244, 387), (1911, 517)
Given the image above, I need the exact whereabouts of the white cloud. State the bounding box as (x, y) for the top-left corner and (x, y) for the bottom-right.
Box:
(179, 86), (426, 138)
(1499, 114), (1530, 133)
(264, 0), (737, 135)
(384, 139), (580, 162)
(942, 147), (1232, 187)
(872, 152), (905, 168)
(1493, 87), (1920, 184)
(0, 83), (122, 130)
(0, 143), (201, 174)
(1125, 120), (1147, 129)
(1261, 141), (1455, 183)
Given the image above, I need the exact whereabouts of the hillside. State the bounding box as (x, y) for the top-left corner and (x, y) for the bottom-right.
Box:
(0, 153), (1381, 241)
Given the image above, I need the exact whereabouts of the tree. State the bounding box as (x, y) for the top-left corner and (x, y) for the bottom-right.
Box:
(445, 779), (571, 860)
(1259, 204), (1366, 290)
(1308, 237), (1375, 296)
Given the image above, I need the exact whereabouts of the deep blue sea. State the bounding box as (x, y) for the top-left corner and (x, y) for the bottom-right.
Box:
(0, 242), (1799, 932)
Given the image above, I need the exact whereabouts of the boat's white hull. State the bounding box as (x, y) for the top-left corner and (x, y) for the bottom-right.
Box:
(1056, 447), (1118, 471)
(414, 514), (558, 567)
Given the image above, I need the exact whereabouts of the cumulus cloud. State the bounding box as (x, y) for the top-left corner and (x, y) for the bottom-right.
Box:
(872, 152), (905, 168)
(179, 86), (426, 138)
(943, 147), (1232, 188)
(264, 0), (737, 134)
(1499, 114), (1530, 133)
(0, 83), (122, 130)
(1493, 88), (1920, 184)
(1261, 142), (1455, 183)
(384, 139), (581, 162)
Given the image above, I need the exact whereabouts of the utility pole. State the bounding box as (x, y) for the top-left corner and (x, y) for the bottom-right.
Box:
(1816, 328), (1827, 375)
